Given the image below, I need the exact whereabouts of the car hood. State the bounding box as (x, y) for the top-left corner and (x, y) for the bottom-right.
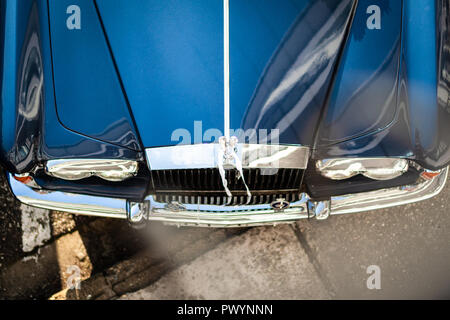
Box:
(96, 0), (359, 148)
(51, 0), (403, 149)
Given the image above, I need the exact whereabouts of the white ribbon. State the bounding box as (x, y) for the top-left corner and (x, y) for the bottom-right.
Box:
(218, 136), (252, 205)
(217, 1), (251, 205)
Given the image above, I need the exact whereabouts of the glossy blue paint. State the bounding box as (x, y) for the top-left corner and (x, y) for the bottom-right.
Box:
(0, 0), (45, 172)
(0, 0), (17, 155)
(228, 0), (310, 132)
(434, 0), (450, 169)
(318, 0), (402, 143)
(96, 0), (356, 147)
(314, 0), (450, 171)
(1, 0), (450, 196)
(32, 0), (141, 163)
(404, 0), (437, 150)
(48, 0), (141, 151)
(96, 0), (224, 147)
(0, 0), (147, 198)
(0, 1), (143, 167)
(241, 0), (355, 145)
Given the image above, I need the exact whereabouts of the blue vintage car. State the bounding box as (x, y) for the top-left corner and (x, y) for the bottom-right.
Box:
(1, 0), (449, 227)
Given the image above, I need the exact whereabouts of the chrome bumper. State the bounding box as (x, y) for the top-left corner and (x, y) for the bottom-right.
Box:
(7, 167), (448, 227)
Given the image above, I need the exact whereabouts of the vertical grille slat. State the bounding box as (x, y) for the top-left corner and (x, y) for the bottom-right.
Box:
(279, 169), (287, 189)
(294, 169), (301, 189)
(286, 169), (294, 188)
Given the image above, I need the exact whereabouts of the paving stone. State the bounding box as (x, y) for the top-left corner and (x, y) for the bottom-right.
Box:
(50, 211), (77, 238)
(20, 205), (51, 253)
(120, 225), (330, 299)
(50, 227), (242, 299)
(0, 230), (92, 299)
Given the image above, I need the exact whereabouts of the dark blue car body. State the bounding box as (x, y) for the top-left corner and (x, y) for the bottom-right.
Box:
(0, 0), (449, 217)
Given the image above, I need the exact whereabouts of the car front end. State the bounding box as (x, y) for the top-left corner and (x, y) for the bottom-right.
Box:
(1, 0), (449, 227)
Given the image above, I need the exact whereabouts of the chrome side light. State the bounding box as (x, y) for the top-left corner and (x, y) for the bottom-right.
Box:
(316, 158), (409, 181)
(45, 159), (138, 182)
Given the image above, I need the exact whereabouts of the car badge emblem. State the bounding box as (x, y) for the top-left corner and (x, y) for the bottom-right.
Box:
(165, 201), (186, 212)
(271, 198), (290, 211)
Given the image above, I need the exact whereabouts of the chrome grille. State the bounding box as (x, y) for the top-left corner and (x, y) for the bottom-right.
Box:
(151, 168), (303, 205)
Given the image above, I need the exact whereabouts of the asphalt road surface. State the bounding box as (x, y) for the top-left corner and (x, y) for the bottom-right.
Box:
(1, 167), (449, 299)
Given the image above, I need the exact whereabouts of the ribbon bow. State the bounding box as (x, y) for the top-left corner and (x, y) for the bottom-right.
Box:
(217, 136), (252, 205)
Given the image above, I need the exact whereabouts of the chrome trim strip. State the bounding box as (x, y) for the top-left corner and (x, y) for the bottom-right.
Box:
(146, 144), (217, 169)
(8, 167), (448, 227)
(330, 167), (448, 215)
(145, 144), (310, 170)
(146, 194), (310, 227)
(45, 159), (138, 182)
(8, 174), (127, 219)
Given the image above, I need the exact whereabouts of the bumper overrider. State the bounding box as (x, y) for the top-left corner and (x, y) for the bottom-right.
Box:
(7, 144), (448, 228)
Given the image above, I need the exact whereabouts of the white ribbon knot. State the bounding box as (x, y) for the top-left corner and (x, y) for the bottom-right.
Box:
(217, 136), (252, 205)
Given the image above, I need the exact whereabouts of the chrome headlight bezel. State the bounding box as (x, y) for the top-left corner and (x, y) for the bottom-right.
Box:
(316, 158), (409, 181)
(44, 159), (139, 182)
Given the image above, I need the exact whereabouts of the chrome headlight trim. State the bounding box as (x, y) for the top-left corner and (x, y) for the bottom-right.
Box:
(45, 159), (139, 182)
(145, 144), (310, 170)
(316, 158), (409, 180)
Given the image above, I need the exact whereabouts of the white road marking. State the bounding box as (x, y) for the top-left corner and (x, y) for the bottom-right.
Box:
(20, 204), (51, 252)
